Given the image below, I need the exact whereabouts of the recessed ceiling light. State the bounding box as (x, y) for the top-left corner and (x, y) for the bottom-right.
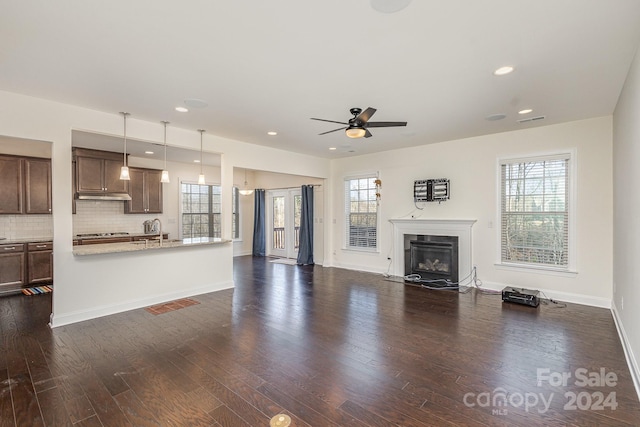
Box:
(175, 106), (189, 113)
(518, 109), (533, 115)
(193, 159), (200, 163)
(267, 131), (278, 136)
(329, 147), (337, 151)
(493, 66), (514, 76)
(184, 99), (208, 109)
(145, 151), (154, 155)
(486, 113), (507, 121)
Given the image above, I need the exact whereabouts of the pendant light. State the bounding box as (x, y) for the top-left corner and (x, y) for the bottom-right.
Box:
(197, 129), (206, 185)
(160, 121), (170, 183)
(119, 112), (130, 180)
(239, 169), (254, 196)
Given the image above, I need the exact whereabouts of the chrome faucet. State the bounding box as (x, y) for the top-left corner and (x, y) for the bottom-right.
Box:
(152, 218), (163, 246)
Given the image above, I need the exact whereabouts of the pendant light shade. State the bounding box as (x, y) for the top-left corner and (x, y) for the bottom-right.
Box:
(239, 169), (253, 196)
(160, 121), (170, 183)
(197, 129), (206, 185)
(119, 112), (131, 180)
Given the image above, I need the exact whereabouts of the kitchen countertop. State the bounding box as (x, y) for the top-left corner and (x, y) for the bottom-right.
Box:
(73, 237), (231, 256)
(0, 236), (53, 244)
(74, 232), (165, 241)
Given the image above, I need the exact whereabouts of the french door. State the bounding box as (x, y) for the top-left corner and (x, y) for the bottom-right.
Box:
(267, 189), (301, 259)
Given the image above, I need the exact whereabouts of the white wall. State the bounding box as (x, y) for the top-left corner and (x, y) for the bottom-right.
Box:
(0, 89), (330, 326)
(613, 46), (640, 394)
(329, 117), (613, 307)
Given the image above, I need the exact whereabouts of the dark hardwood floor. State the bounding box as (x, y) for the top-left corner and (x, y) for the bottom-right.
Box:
(1, 255), (639, 426)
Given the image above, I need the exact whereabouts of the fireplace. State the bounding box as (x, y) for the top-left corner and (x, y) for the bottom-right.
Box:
(405, 235), (458, 285)
(389, 219), (475, 283)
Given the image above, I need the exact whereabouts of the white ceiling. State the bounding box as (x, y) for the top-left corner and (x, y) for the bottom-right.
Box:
(2, 0), (640, 158)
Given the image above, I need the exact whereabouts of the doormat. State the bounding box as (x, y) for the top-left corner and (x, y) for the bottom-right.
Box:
(269, 258), (298, 265)
(144, 298), (200, 315)
(22, 285), (53, 295)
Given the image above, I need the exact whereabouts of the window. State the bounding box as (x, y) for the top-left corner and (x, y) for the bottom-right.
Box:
(181, 183), (240, 239)
(500, 154), (570, 268)
(345, 176), (378, 250)
(232, 186), (239, 239)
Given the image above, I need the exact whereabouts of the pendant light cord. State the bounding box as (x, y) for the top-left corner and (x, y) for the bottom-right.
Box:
(120, 112), (130, 166)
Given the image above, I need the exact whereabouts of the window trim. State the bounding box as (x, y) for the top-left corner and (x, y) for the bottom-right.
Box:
(343, 173), (380, 253)
(231, 186), (240, 241)
(178, 180), (224, 239)
(496, 150), (577, 273)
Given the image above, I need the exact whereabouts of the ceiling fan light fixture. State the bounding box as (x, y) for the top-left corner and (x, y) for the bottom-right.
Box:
(345, 127), (366, 138)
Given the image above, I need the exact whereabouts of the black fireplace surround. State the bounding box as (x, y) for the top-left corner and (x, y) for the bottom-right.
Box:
(404, 234), (459, 286)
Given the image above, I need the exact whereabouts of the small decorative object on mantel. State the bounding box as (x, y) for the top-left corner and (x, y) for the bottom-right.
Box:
(414, 178), (450, 203)
(375, 178), (382, 203)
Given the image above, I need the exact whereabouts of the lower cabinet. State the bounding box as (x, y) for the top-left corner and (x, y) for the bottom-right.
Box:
(0, 242), (53, 293)
(0, 244), (26, 292)
(27, 242), (53, 285)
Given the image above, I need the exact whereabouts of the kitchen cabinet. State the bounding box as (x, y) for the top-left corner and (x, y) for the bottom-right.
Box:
(73, 148), (128, 196)
(24, 158), (52, 214)
(125, 167), (163, 214)
(131, 234), (168, 242)
(79, 237), (132, 245)
(0, 243), (25, 292)
(0, 155), (23, 214)
(0, 155), (52, 215)
(27, 242), (53, 285)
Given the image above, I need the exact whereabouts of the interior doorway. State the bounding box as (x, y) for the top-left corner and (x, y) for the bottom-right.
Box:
(266, 188), (301, 259)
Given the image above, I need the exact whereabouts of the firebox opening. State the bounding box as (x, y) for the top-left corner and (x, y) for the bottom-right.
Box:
(404, 234), (459, 288)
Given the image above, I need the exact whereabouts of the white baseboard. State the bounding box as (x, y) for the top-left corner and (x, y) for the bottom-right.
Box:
(478, 280), (611, 308)
(50, 280), (234, 328)
(611, 303), (640, 402)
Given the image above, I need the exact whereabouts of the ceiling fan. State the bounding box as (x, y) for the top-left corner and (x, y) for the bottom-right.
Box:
(311, 107), (407, 138)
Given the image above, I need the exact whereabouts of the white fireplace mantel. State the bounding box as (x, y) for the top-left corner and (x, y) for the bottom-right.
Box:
(389, 219), (476, 278)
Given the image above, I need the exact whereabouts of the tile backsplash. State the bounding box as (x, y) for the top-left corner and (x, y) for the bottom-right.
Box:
(73, 200), (165, 235)
(0, 215), (53, 239)
(0, 201), (170, 240)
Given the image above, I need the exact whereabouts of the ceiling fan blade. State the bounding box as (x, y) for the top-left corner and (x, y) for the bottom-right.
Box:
(364, 129), (373, 138)
(357, 107), (377, 123)
(365, 121), (408, 128)
(311, 118), (349, 125)
(318, 126), (347, 136)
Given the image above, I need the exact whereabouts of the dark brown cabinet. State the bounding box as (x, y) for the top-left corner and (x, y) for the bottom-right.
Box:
(24, 158), (52, 214)
(27, 242), (53, 285)
(125, 167), (163, 214)
(73, 148), (128, 196)
(0, 155), (23, 214)
(0, 243), (26, 292)
(0, 155), (51, 215)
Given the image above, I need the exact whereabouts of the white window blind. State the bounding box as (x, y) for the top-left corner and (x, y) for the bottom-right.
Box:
(500, 155), (569, 268)
(345, 176), (378, 249)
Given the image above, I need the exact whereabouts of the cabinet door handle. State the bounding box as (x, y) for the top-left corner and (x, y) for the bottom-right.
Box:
(4, 247), (15, 250)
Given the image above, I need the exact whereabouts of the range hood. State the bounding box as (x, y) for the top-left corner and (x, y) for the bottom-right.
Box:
(75, 192), (131, 201)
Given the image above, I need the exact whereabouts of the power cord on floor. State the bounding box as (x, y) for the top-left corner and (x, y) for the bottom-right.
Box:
(540, 291), (567, 308)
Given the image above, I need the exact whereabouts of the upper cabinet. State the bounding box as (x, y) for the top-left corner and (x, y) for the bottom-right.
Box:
(73, 148), (129, 198)
(0, 155), (23, 214)
(125, 167), (163, 214)
(24, 158), (52, 214)
(0, 155), (51, 215)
